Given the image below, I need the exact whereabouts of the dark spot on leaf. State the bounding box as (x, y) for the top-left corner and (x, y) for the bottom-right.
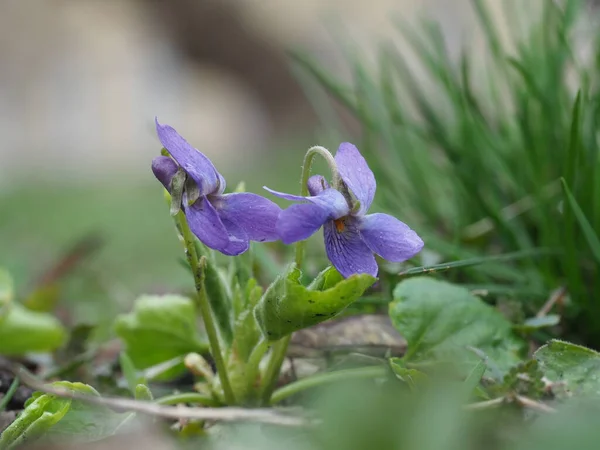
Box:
(314, 314), (326, 317)
(308, 300), (315, 304)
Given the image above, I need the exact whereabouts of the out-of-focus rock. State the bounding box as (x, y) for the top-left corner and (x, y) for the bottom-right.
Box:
(289, 314), (407, 358)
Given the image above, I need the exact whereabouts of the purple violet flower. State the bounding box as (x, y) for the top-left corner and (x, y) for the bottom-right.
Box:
(152, 119), (281, 256)
(265, 143), (424, 278)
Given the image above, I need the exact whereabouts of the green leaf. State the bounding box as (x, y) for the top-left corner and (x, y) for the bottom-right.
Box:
(134, 384), (153, 401)
(390, 277), (525, 374)
(231, 279), (263, 362)
(514, 315), (560, 333)
(560, 178), (600, 263)
(463, 359), (487, 396)
(0, 303), (66, 355)
(254, 265), (376, 341)
(188, 240), (234, 345)
(119, 352), (141, 395)
(0, 392), (71, 449)
(23, 284), (61, 312)
(389, 358), (427, 390)
(114, 295), (208, 378)
(535, 339), (600, 396)
(42, 382), (130, 443)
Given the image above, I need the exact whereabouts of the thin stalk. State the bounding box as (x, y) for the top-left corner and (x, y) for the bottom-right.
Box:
(155, 392), (220, 407)
(260, 335), (291, 404)
(295, 145), (339, 268)
(0, 376), (19, 412)
(176, 211), (236, 405)
(261, 145), (339, 405)
(270, 366), (387, 404)
(245, 338), (270, 389)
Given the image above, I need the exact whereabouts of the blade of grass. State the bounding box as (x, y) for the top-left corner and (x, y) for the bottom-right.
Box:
(398, 248), (557, 276)
(560, 178), (600, 263)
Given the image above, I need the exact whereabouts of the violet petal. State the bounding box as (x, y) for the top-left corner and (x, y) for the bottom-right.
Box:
(263, 186), (307, 202)
(359, 213), (424, 262)
(155, 118), (221, 195)
(264, 187), (349, 218)
(323, 219), (378, 278)
(274, 188), (350, 244)
(213, 192), (281, 242)
(184, 197), (231, 251)
(334, 142), (376, 214)
(219, 216), (250, 256)
(276, 202), (330, 244)
(217, 172), (227, 195)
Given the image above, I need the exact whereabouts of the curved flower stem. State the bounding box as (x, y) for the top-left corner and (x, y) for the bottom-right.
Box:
(176, 211), (236, 405)
(155, 392), (220, 407)
(295, 145), (338, 268)
(270, 366), (387, 405)
(261, 145), (338, 405)
(260, 335), (291, 405)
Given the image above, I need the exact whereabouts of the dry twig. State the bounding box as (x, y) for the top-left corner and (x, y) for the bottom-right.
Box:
(10, 364), (308, 427)
(464, 395), (556, 413)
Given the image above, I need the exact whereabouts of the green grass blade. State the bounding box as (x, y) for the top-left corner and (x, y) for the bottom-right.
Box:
(471, 0), (505, 62)
(288, 51), (360, 122)
(398, 248), (556, 276)
(560, 178), (600, 263)
(566, 91), (582, 186)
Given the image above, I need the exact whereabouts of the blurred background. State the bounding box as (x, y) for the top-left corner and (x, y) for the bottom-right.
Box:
(0, 0), (523, 289)
(2, 0), (595, 330)
(0, 0), (527, 180)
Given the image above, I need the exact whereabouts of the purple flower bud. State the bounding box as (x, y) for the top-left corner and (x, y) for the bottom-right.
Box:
(151, 156), (178, 190)
(307, 175), (330, 196)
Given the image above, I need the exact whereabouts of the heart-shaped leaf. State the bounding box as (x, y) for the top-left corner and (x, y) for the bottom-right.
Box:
(1, 382), (131, 448)
(535, 339), (600, 397)
(114, 295), (208, 378)
(254, 265), (376, 341)
(0, 391), (71, 449)
(390, 277), (525, 374)
(42, 382), (130, 443)
(0, 303), (66, 355)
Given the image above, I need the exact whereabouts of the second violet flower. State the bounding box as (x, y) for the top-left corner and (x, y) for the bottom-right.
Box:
(265, 143), (424, 278)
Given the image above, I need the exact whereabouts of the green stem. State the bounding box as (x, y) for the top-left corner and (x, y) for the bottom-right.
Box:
(176, 212), (236, 405)
(261, 145), (339, 405)
(260, 335), (291, 405)
(270, 366), (387, 404)
(192, 231), (233, 344)
(0, 376), (19, 412)
(295, 145), (339, 268)
(244, 338), (270, 389)
(155, 392), (220, 407)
